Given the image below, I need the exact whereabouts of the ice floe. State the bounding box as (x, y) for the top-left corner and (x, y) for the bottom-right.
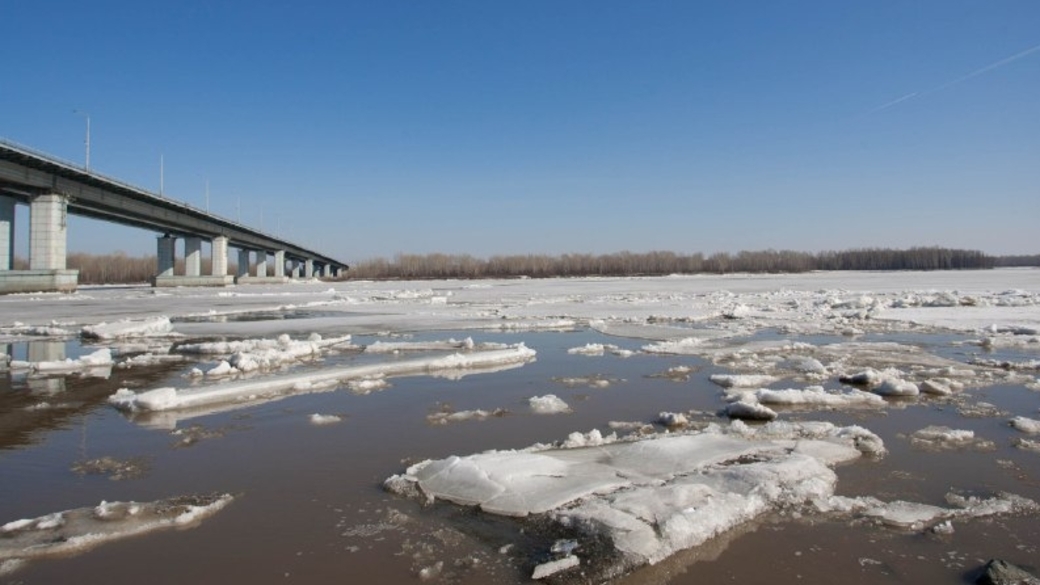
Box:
(873, 376), (920, 397)
(109, 344), (537, 414)
(908, 426), (995, 450)
(724, 398), (778, 420)
(81, 316), (175, 340)
(175, 333), (356, 377)
(427, 408), (507, 425)
(754, 386), (886, 409)
(309, 413), (343, 425)
(816, 491), (1038, 531)
(8, 348), (113, 376)
(709, 374), (780, 389)
(529, 395), (571, 415)
(364, 337), (476, 353)
(0, 494), (233, 572)
(567, 343), (633, 357)
(655, 411), (689, 427)
(1010, 416), (1040, 435)
(0, 322), (75, 338)
(385, 420), (885, 577)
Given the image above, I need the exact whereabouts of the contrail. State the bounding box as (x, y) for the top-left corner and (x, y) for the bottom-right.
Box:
(866, 42), (1040, 114)
(865, 92), (919, 115)
(931, 43), (1040, 92)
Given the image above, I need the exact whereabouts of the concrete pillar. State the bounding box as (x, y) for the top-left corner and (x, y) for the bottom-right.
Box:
(185, 237), (202, 277)
(256, 251), (268, 278)
(237, 249), (250, 278)
(304, 259), (313, 278)
(290, 260), (300, 278)
(157, 235), (176, 277)
(0, 196), (14, 270)
(212, 236), (229, 276)
(29, 194), (68, 270)
(274, 250), (285, 278)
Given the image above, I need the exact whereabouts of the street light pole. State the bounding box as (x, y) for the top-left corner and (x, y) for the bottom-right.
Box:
(73, 110), (90, 169)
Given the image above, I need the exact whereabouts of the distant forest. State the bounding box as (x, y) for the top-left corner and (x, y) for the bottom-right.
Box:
(11, 247), (1035, 284)
(348, 247), (1009, 279)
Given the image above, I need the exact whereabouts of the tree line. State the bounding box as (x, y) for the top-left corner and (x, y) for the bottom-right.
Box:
(347, 247), (1008, 280)
(8, 246), (1032, 284)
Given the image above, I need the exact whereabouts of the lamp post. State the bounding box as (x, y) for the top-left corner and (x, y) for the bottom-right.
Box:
(72, 109), (90, 169)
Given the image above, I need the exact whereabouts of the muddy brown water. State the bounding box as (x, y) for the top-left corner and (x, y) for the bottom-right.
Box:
(1, 329), (1038, 584)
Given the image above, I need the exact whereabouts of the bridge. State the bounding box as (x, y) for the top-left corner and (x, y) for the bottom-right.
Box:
(0, 140), (349, 294)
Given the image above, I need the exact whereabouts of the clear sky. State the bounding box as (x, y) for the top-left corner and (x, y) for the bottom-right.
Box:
(2, 1), (1038, 261)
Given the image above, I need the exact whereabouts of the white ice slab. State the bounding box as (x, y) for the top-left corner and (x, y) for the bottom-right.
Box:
(387, 421), (883, 571)
(109, 344), (536, 413)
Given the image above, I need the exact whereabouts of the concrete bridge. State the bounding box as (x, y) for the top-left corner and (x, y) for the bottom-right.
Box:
(0, 140), (348, 294)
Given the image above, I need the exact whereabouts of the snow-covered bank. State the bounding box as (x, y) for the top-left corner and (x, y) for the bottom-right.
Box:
(109, 344), (536, 413)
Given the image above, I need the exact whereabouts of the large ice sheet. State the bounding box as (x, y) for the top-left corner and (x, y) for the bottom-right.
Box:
(387, 421), (882, 573)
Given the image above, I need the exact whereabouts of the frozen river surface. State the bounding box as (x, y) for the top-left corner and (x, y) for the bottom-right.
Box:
(1, 269), (1039, 583)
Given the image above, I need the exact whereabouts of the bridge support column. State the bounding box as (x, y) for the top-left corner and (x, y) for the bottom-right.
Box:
(212, 236), (228, 277)
(0, 196), (14, 270)
(185, 237), (202, 277)
(304, 259), (313, 278)
(0, 193), (79, 293)
(256, 251), (268, 278)
(237, 249), (250, 279)
(290, 260), (300, 278)
(273, 250), (285, 278)
(156, 235), (176, 278)
(154, 234), (234, 287)
(29, 194), (68, 270)
(234, 249), (289, 285)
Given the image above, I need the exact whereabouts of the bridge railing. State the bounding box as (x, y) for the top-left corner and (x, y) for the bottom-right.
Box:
(0, 136), (283, 243)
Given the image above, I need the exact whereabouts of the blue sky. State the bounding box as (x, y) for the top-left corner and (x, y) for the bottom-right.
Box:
(2, 1), (1038, 261)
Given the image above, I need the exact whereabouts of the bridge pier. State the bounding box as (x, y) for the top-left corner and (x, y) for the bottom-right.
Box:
(212, 236), (229, 277)
(257, 251), (268, 277)
(0, 195), (14, 270)
(153, 234), (234, 287)
(273, 250), (285, 278)
(234, 248), (289, 285)
(0, 193), (78, 294)
(184, 237), (202, 277)
(237, 249), (250, 279)
(157, 234), (176, 277)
